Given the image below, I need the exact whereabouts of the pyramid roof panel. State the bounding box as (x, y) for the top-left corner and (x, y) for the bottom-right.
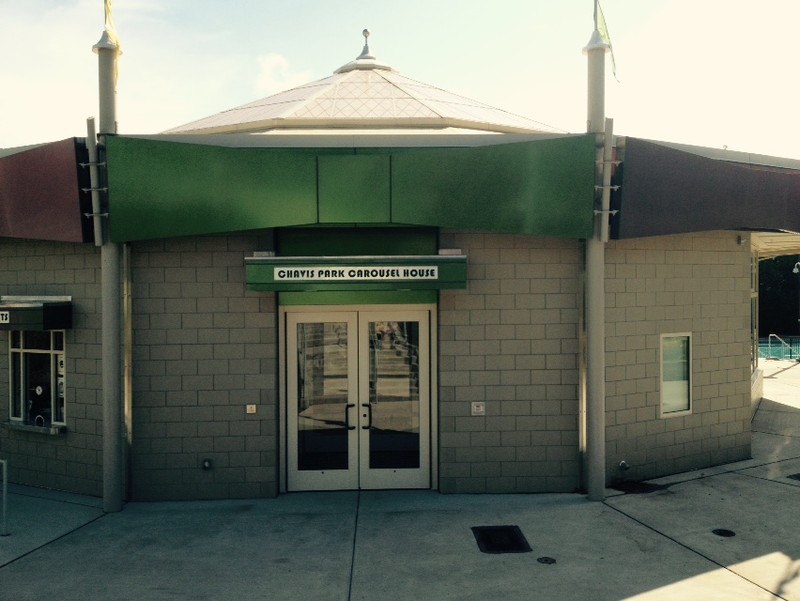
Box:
(163, 37), (561, 135)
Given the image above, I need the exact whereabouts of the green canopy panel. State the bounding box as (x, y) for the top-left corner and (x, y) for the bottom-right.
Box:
(105, 135), (596, 242)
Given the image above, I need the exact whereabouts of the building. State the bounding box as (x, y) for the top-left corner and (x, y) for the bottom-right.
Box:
(1, 31), (799, 503)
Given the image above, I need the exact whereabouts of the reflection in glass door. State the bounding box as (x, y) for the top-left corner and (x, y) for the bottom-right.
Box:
(286, 310), (430, 491)
(359, 313), (429, 489)
(287, 313), (358, 491)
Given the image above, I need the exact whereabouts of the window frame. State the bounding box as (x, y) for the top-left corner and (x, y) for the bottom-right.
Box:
(8, 330), (66, 428)
(660, 332), (692, 418)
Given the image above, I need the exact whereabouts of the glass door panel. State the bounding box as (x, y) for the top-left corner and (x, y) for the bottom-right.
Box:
(287, 313), (358, 491)
(296, 322), (349, 470)
(366, 320), (420, 469)
(359, 312), (430, 489)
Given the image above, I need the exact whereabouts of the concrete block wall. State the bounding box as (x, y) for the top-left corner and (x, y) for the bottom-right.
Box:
(0, 239), (103, 496)
(605, 232), (752, 483)
(438, 232), (582, 493)
(130, 233), (278, 500)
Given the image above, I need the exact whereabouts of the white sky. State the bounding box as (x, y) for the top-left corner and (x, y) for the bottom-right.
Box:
(1, 0), (799, 159)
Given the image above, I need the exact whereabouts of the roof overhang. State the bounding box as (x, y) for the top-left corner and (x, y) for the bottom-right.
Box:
(158, 118), (559, 137)
(126, 131), (568, 148)
(751, 231), (800, 259)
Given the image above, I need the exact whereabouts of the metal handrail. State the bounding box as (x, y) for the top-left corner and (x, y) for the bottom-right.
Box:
(767, 334), (796, 360)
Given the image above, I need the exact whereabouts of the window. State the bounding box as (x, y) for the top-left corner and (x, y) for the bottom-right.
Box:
(660, 333), (691, 416)
(9, 331), (66, 427)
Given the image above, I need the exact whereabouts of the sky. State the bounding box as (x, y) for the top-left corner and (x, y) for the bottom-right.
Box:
(1, 0), (799, 159)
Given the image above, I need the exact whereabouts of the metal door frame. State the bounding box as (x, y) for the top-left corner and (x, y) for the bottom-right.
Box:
(279, 304), (437, 492)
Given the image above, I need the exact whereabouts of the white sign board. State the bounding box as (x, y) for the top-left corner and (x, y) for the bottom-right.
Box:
(0, 311), (9, 324)
(274, 266), (438, 282)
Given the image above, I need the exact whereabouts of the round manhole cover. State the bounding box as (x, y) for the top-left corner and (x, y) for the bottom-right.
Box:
(712, 529), (736, 537)
(537, 556), (557, 564)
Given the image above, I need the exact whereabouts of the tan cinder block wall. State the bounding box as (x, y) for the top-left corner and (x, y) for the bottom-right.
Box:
(605, 232), (752, 483)
(438, 232), (582, 493)
(130, 234), (277, 500)
(0, 239), (103, 496)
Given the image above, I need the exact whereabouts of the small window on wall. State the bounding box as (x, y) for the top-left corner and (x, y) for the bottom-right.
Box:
(660, 333), (691, 417)
(9, 331), (66, 428)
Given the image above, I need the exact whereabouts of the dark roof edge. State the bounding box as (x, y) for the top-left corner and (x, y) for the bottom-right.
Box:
(619, 137), (800, 171)
(613, 137), (800, 240)
(0, 138), (85, 159)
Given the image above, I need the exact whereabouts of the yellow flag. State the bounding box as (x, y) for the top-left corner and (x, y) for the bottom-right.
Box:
(104, 0), (113, 28)
(102, 0), (121, 86)
(596, 1), (617, 79)
(104, 0), (119, 45)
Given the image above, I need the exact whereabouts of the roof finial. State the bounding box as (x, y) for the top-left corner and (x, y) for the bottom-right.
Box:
(358, 29), (375, 60)
(335, 28), (393, 73)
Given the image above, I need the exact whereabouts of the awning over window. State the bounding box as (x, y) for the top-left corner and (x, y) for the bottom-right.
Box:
(0, 296), (73, 331)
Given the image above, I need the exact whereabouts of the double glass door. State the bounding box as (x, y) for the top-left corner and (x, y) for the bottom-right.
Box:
(286, 310), (430, 491)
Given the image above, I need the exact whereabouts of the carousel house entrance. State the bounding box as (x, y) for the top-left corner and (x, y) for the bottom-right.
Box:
(284, 308), (432, 491)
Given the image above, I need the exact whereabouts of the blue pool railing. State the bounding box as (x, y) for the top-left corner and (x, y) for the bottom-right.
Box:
(759, 335), (800, 360)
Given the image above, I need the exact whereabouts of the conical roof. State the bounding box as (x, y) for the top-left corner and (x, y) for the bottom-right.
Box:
(163, 31), (560, 136)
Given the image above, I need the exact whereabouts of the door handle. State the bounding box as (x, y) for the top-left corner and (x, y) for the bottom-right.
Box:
(361, 403), (372, 430)
(344, 403), (356, 430)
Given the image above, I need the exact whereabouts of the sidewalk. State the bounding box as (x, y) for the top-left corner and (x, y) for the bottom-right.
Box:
(0, 361), (798, 601)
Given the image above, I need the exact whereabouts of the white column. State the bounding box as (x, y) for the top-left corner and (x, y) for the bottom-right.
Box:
(584, 28), (609, 502)
(94, 29), (124, 513)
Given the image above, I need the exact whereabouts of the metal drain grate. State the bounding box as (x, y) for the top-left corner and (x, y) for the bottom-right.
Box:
(471, 525), (532, 554)
(611, 481), (670, 494)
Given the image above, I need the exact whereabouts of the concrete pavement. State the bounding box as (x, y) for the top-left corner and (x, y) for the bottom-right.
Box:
(0, 359), (798, 600)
